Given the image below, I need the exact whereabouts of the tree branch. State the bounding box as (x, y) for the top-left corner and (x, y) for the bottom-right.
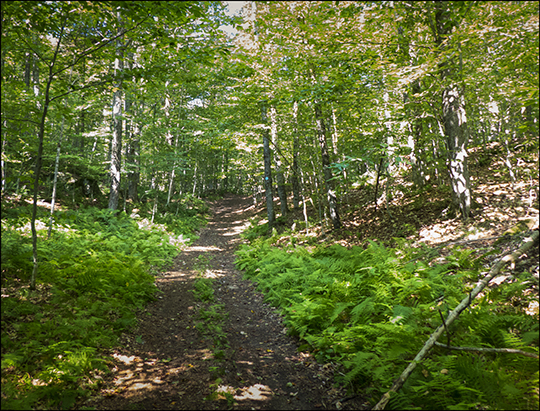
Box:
(49, 80), (109, 103)
(51, 15), (151, 79)
(433, 341), (539, 359)
(2, 116), (41, 126)
(373, 230), (539, 410)
(15, 34), (48, 67)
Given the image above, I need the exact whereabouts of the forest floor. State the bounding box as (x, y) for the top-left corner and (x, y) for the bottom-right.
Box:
(88, 194), (369, 410)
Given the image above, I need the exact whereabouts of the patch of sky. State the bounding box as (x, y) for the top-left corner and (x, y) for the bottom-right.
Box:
(219, 1), (248, 38)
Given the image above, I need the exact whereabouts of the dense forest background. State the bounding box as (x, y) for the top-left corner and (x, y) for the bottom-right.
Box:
(1, 1), (538, 228)
(1, 1), (538, 410)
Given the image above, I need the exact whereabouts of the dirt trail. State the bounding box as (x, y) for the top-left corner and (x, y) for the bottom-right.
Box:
(91, 194), (366, 410)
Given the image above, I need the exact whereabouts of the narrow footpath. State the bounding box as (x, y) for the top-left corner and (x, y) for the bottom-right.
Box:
(91, 195), (367, 410)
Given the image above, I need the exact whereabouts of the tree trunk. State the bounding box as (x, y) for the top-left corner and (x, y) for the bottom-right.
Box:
(30, 24), (65, 290)
(124, 52), (139, 202)
(291, 101), (301, 209)
(127, 136), (139, 201)
(434, 1), (471, 220)
(269, 106), (288, 217)
(314, 103), (341, 229)
(192, 164), (198, 196)
(24, 52), (31, 88)
(108, 11), (124, 210)
(443, 85), (471, 219)
(1, 129), (6, 193)
(167, 134), (179, 205)
(222, 151), (229, 192)
(373, 157), (384, 212)
(260, 102), (275, 229)
(263, 126), (276, 229)
(300, 168), (309, 235)
(47, 121), (63, 239)
(48, 58), (76, 238)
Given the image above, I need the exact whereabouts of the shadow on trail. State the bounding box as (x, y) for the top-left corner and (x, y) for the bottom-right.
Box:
(90, 194), (361, 410)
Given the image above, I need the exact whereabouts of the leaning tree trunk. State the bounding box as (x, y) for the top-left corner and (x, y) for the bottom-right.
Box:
(314, 103), (341, 230)
(108, 10), (124, 210)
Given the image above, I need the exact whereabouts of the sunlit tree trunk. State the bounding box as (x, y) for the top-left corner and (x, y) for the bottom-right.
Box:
(269, 106), (288, 217)
(167, 134), (179, 205)
(47, 121), (63, 239)
(108, 10), (124, 210)
(291, 101), (301, 209)
(434, 1), (471, 220)
(192, 164), (198, 196)
(314, 103), (341, 229)
(126, 98), (140, 202)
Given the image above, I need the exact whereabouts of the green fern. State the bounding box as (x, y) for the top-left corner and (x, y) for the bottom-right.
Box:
(234, 228), (539, 410)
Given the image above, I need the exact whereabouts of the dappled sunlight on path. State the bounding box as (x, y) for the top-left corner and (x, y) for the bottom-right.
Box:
(92, 194), (350, 410)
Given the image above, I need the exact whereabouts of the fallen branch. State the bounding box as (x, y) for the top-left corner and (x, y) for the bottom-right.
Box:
(433, 341), (539, 359)
(373, 230), (539, 410)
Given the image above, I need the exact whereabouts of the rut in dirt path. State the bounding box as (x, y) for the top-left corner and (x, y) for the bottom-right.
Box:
(92, 195), (364, 410)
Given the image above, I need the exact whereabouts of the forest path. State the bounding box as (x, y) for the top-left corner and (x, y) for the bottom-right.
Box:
(91, 194), (361, 410)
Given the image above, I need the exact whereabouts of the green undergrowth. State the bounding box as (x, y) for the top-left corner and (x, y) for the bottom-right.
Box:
(236, 225), (539, 410)
(149, 194), (209, 238)
(191, 255), (230, 359)
(1, 200), (208, 410)
(190, 254), (234, 404)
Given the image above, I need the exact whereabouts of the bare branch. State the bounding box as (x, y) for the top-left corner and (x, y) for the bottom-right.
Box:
(373, 230), (539, 410)
(433, 341), (539, 359)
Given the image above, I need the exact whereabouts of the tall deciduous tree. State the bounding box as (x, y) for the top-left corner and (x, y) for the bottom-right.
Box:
(269, 105), (288, 217)
(313, 102), (341, 229)
(260, 100), (275, 228)
(432, 1), (472, 220)
(108, 8), (124, 210)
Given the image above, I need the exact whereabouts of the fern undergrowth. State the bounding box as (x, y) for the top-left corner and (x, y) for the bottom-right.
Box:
(236, 222), (539, 410)
(1, 201), (207, 410)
